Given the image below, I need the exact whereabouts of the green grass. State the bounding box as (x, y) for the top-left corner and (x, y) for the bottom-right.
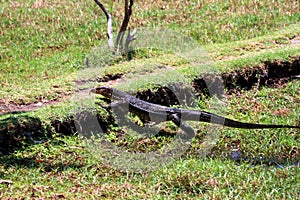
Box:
(1, 77), (298, 199)
(0, 0), (300, 199)
(1, 0), (299, 104)
(0, 136), (298, 199)
(212, 80), (300, 160)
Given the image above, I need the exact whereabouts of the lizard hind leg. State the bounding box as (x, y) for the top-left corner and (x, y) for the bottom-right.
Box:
(169, 114), (195, 140)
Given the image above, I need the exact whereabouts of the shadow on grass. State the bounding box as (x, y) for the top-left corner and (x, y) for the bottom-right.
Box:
(0, 112), (52, 155)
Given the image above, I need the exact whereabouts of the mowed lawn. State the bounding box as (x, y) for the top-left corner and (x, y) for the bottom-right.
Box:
(0, 0), (299, 199)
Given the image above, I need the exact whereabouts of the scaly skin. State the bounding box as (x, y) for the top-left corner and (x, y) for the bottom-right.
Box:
(91, 86), (300, 137)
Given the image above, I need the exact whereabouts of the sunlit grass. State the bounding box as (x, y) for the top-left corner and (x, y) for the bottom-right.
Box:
(1, 0), (299, 198)
(1, 0), (299, 104)
(0, 138), (298, 199)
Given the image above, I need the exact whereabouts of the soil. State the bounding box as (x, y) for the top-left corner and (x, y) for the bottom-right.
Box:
(0, 57), (299, 155)
(0, 73), (123, 115)
(2, 57), (298, 115)
(193, 56), (300, 96)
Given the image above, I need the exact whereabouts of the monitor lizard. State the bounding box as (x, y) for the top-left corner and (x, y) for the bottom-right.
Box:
(91, 86), (299, 138)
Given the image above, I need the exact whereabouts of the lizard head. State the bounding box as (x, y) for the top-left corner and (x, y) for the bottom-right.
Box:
(90, 86), (113, 99)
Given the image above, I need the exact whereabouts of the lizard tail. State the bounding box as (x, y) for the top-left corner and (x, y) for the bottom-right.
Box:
(199, 111), (300, 129)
